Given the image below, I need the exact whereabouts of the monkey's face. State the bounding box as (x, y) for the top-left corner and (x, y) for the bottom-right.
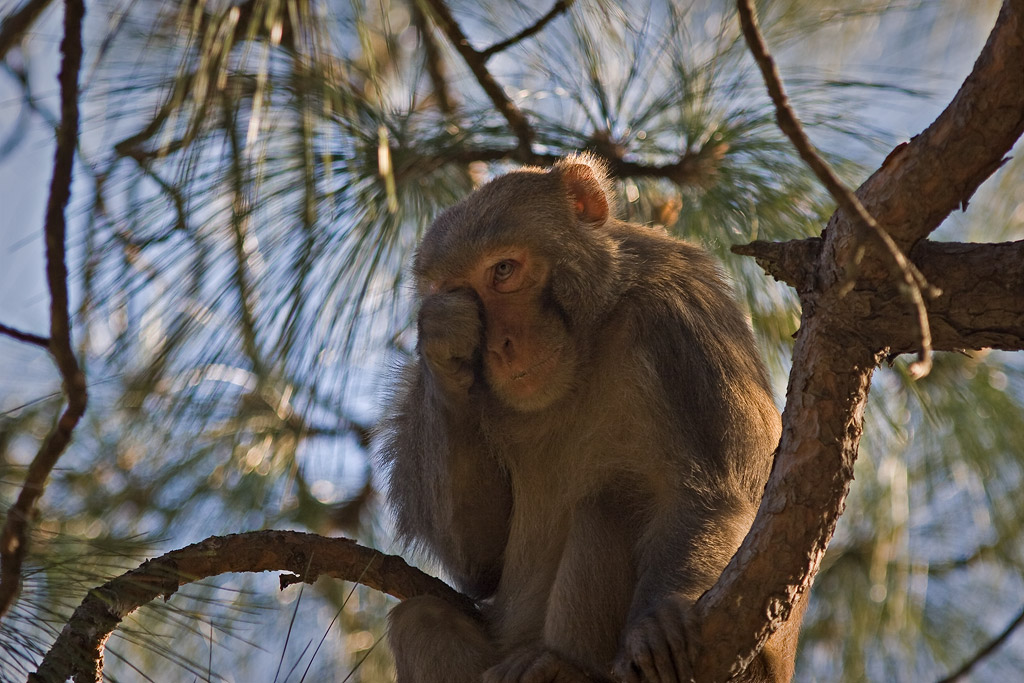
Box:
(414, 159), (619, 412)
(424, 244), (578, 413)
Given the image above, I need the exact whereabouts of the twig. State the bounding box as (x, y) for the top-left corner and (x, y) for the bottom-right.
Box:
(735, 0), (936, 379)
(0, 322), (49, 348)
(936, 604), (1024, 683)
(224, 101), (266, 377)
(0, 0), (55, 62)
(480, 0), (574, 59)
(30, 532), (473, 683)
(421, 0), (536, 159)
(412, 0), (456, 117)
(0, 0), (87, 619)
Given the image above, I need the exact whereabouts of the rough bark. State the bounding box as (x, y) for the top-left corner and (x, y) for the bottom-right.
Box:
(735, 238), (1024, 354)
(691, 1), (1024, 680)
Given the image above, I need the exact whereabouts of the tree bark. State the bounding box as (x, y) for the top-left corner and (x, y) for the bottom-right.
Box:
(735, 238), (1024, 354)
(691, 1), (1024, 679)
(30, 531), (470, 683)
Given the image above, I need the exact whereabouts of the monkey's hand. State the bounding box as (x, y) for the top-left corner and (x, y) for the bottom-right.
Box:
(484, 647), (608, 683)
(612, 595), (698, 683)
(418, 288), (483, 399)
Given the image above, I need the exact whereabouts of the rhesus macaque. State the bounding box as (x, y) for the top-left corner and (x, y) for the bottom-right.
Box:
(377, 155), (803, 683)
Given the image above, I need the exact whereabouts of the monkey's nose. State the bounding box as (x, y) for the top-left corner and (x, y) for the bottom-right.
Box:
(487, 337), (516, 367)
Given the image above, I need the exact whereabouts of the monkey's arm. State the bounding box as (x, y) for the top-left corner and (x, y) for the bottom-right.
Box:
(616, 492), (801, 683)
(613, 249), (799, 681)
(380, 367), (512, 599)
(381, 288), (513, 600)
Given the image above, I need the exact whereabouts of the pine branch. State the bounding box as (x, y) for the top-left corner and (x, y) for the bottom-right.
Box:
(0, 0), (55, 61)
(691, 1), (1024, 679)
(30, 532), (472, 683)
(480, 0), (574, 59)
(936, 604), (1024, 683)
(401, 145), (721, 186)
(736, 0), (935, 378)
(412, 0), (456, 117)
(224, 102), (266, 378)
(420, 0), (536, 159)
(0, 0), (87, 620)
(0, 323), (49, 348)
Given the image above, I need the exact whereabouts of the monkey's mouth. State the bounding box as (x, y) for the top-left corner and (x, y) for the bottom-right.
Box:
(507, 345), (563, 382)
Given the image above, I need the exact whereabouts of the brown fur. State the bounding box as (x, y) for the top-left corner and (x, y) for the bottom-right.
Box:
(377, 155), (799, 682)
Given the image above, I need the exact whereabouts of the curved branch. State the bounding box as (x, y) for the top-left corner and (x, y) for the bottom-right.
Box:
(0, 0), (87, 620)
(30, 531), (470, 683)
(736, 0), (935, 377)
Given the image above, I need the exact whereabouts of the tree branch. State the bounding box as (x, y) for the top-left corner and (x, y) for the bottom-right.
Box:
(0, 0), (55, 62)
(412, 0), (457, 117)
(0, 322), (49, 348)
(690, 1), (1024, 679)
(224, 101), (266, 378)
(0, 0), (87, 620)
(394, 145), (721, 187)
(835, 0), (1024, 254)
(733, 239), (1024, 353)
(936, 603), (1024, 683)
(30, 532), (471, 683)
(420, 0), (536, 159)
(480, 0), (574, 59)
(736, 0), (935, 377)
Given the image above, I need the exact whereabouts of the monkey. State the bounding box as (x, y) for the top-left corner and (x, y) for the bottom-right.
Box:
(376, 154), (804, 683)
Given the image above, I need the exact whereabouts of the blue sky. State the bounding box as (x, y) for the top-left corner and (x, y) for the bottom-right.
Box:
(1, 2), (63, 337)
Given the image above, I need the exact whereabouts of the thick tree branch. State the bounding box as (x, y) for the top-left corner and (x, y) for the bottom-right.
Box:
(420, 0), (536, 159)
(695, 328), (880, 681)
(692, 1), (1024, 680)
(0, 0), (55, 62)
(823, 0), (1024, 259)
(30, 532), (469, 683)
(0, 0), (86, 620)
(734, 239), (1024, 353)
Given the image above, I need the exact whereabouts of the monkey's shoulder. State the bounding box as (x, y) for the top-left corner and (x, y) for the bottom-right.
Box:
(606, 222), (742, 322)
(609, 221), (728, 280)
(603, 221), (773, 398)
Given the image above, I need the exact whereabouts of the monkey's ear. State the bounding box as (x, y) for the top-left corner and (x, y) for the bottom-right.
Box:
(557, 162), (609, 225)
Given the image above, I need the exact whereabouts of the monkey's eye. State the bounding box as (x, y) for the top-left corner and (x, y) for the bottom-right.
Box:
(493, 260), (517, 283)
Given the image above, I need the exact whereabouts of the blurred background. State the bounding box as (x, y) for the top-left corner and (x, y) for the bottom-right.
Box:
(1, 0), (1022, 681)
